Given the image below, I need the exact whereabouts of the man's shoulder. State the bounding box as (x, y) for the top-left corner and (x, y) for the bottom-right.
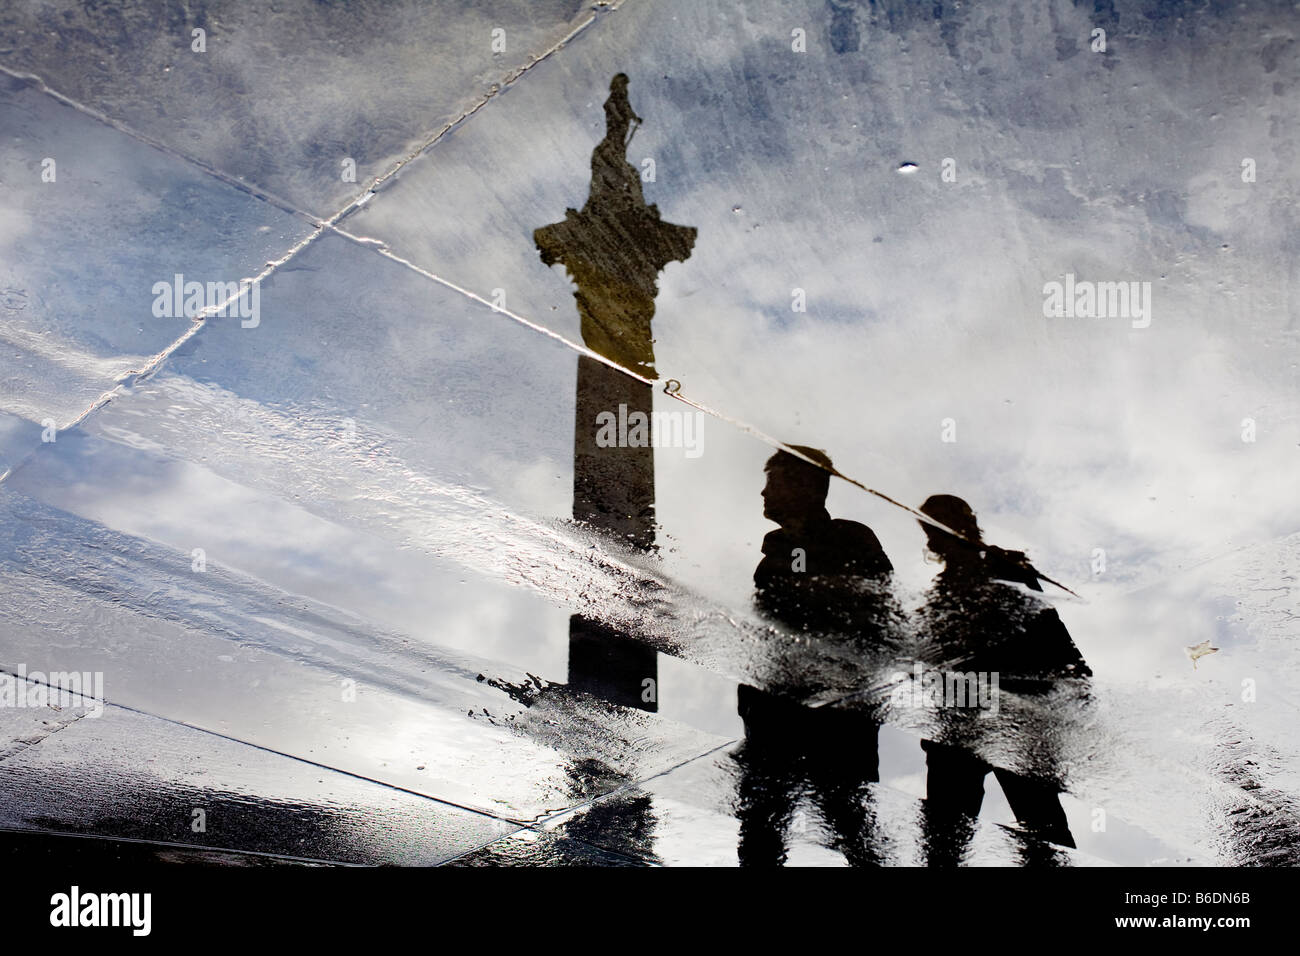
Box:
(828, 518), (881, 543)
(827, 519), (892, 572)
(759, 527), (790, 556)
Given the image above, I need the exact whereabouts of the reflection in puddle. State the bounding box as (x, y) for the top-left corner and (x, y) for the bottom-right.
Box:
(536, 73), (700, 859)
(6, 3), (1299, 866)
(912, 499), (1087, 860)
(525, 74), (1107, 866)
(736, 445), (894, 865)
(539, 73), (698, 720)
(535, 73), (697, 382)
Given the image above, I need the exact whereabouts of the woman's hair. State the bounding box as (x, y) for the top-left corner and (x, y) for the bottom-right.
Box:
(919, 494), (982, 543)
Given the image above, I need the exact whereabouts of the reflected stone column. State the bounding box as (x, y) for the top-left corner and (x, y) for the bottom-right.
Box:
(535, 73), (696, 712)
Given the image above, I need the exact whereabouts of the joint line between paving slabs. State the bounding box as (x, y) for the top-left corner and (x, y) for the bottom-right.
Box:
(526, 737), (740, 832)
(0, 710), (93, 769)
(327, 225), (1081, 598)
(0, 2), (617, 225)
(0, 2), (625, 482)
(0, 667), (532, 832)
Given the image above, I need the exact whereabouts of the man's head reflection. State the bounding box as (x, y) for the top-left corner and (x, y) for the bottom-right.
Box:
(760, 445), (834, 529)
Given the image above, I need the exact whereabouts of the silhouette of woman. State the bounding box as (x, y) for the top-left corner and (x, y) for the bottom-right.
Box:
(914, 494), (1090, 864)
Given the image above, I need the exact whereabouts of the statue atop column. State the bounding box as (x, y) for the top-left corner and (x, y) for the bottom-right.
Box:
(535, 73), (697, 378)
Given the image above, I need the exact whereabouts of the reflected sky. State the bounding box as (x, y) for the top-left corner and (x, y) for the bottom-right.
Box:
(0, 0), (599, 216)
(0, 78), (310, 425)
(349, 0), (1299, 595)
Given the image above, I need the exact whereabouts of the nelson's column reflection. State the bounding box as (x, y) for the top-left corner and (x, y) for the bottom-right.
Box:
(536, 72), (696, 711)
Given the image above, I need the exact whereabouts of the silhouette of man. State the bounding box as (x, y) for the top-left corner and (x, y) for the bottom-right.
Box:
(754, 445), (893, 635)
(914, 494), (1090, 864)
(734, 446), (894, 866)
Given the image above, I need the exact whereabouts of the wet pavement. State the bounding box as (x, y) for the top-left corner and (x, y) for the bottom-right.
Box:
(1, 0), (1298, 866)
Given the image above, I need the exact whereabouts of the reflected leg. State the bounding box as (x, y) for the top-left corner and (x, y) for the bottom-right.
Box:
(992, 766), (1076, 851)
(734, 684), (806, 866)
(805, 711), (883, 866)
(921, 739), (989, 867)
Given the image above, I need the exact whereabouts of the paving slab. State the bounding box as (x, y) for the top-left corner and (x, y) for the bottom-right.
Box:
(0, 75), (312, 433)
